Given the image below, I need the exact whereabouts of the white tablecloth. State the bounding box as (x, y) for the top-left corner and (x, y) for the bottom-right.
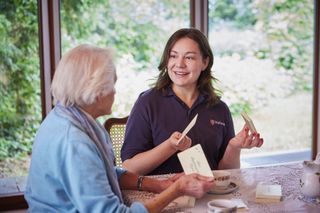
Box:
(122, 162), (320, 212)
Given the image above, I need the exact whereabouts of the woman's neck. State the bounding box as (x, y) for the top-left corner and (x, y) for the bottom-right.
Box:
(79, 104), (99, 119)
(172, 85), (199, 108)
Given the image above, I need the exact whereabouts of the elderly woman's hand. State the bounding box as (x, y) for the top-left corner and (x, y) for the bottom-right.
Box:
(229, 124), (264, 149)
(168, 132), (192, 151)
(158, 172), (185, 192)
(175, 173), (214, 198)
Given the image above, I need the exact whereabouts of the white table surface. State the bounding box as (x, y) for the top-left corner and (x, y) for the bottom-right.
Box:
(122, 162), (320, 213)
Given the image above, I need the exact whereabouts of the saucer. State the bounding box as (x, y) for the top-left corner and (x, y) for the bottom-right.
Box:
(208, 182), (239, 195)
(207, 199), (237, 213)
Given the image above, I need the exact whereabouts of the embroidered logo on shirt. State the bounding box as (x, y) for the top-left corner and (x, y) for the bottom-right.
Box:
(210, 119), (225, 126)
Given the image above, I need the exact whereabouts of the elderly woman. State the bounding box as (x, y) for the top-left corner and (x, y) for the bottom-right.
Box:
(24, 44), (214, 213)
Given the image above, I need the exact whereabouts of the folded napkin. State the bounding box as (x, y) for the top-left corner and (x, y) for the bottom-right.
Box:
(168, 196), (195, 208)
(255, 183), (282, 203)
(231, 199), (249, 211)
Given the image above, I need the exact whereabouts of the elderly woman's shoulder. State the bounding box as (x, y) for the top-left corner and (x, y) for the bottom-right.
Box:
(41, 108), (92, 141)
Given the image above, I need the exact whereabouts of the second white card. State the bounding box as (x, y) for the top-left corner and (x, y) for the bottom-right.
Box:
(177, 144), (213, 177)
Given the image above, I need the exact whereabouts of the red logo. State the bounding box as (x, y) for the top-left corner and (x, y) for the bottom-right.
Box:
(210, 119), (225, 126)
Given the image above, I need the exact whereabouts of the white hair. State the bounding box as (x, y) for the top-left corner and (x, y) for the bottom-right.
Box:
(51, 44), (116, 107)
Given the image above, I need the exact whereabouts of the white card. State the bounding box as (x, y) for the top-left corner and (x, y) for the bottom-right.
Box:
(177, 144), (213, 207)
(176, 114), (198, 145)
(241, 111), (257, 133)
(177, 144), (213, 177)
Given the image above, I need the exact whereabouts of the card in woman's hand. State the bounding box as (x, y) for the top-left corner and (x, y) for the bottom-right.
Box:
(241, 111), (257, 133)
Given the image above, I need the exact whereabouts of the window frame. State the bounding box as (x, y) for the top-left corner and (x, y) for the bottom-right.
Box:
(39, 0), (61, 118)
(313, 0), (320, 158)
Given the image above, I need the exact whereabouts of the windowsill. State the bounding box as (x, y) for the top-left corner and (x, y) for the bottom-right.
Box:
(0, 176), (27, 210)
(240, 149), (311, 168)
(0, 176), (26, 196)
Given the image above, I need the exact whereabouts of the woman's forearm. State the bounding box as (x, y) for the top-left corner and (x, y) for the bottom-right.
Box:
(122, 140), (177, 175)
(119, 171), (170, 193)
(144, 182), (181, 213)
(218, 144), (241, 169)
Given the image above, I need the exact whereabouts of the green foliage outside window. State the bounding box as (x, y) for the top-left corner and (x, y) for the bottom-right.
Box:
(209, 0), (313, 114)
(210, 0), (313, 92)
(256, 0), (313, 91)
(0, 0), (40, 160)
(61, 0), (189, 67)
(209, 0), (257, 29)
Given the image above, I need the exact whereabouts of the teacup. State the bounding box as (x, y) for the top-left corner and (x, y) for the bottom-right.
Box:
(212, 170), (231, 189)
(207, 199), (237, 213)
(300, 172), (320, 197)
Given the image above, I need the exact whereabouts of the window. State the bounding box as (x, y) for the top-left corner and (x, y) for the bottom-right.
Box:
(0, 0), (40, 179)
(208, 0), (314, 164)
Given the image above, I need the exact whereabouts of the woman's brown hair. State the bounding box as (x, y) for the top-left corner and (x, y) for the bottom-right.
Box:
(155, 28), (220, 106)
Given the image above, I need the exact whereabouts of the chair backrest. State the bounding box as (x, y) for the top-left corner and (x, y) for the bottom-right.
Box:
(103, 116), (128, 167)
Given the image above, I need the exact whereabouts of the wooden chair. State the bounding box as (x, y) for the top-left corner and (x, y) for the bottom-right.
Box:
(103, 116), (129, 167)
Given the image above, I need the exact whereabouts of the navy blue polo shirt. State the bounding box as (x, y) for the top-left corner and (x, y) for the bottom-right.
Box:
(121, 87), (235, 175)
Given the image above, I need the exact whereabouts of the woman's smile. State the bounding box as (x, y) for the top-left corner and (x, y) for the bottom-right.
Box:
(173, 70), (190, 77)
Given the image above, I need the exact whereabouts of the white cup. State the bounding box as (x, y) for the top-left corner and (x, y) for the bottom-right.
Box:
(212, 170), (231, 189)
(207, 199), (237, 213)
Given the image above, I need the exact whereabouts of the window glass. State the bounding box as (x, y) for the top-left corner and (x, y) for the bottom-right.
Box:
(61, 0), (190, 118)
(208, 0), (314, 164)
(0, 0), (40, 178)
